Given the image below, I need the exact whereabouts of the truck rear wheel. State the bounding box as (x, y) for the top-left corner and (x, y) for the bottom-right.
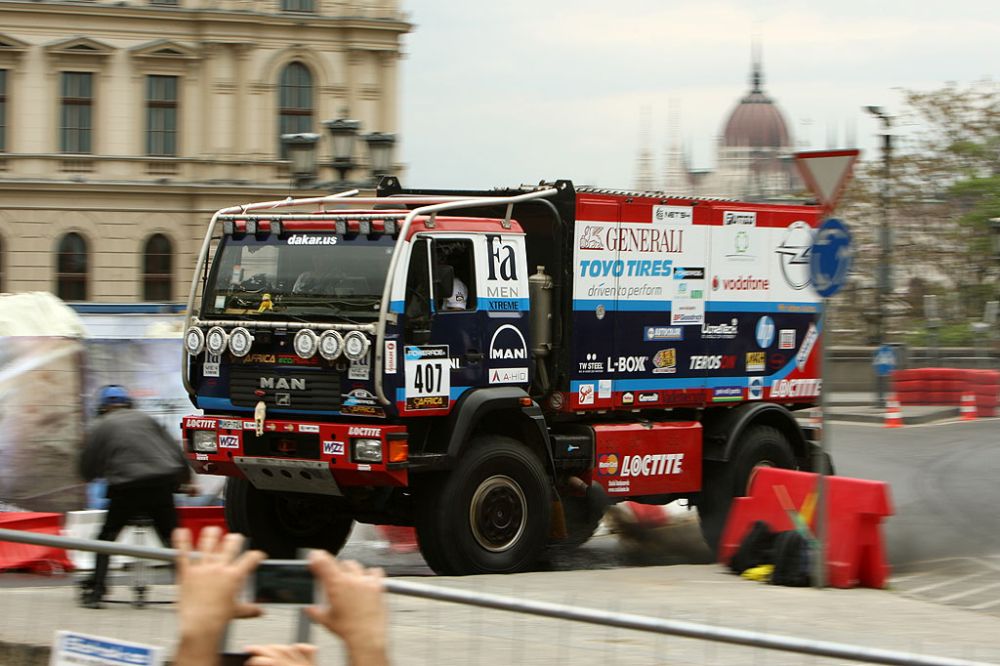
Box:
(697, 425), (794, 556)
(224, 478), (353, 559)
(417, 436), (551, 575)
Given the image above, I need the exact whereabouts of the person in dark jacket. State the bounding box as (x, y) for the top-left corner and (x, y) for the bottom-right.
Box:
(78, 384), (192, 608)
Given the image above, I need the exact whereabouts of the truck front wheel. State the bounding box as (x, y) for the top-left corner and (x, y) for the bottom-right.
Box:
(224, 478), (353, 559)
(697, 425), (794, 556)
(416, 436), (551, 575)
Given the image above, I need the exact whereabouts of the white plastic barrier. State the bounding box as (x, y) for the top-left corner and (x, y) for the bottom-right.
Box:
(62, 510), (164, 571)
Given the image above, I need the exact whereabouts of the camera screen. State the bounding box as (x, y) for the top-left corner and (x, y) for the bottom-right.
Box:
(253, 562), (315, 605)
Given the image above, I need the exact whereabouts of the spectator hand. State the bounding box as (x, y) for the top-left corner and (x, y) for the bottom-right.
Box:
(305, 551), (388, 661)
(173, 526), (267, 633)
(244, 643), (318, 665)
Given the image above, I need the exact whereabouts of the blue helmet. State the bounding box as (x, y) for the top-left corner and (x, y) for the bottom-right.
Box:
(97, 385), (132, 413)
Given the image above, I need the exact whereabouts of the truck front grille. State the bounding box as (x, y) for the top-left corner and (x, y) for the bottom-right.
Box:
(229, 367), (342, 411)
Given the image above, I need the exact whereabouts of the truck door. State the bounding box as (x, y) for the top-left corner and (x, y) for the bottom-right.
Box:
(398, 235), (485, 415)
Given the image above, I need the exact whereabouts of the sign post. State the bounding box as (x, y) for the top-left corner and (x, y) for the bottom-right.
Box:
(809, 217), (853, 589)
(794, 149), (860, 216)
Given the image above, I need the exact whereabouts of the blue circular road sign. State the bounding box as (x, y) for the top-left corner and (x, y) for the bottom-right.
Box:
(810, 218), (853, 298)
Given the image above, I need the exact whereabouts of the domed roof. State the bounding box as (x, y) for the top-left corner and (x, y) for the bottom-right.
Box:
(722, 61), (791, 149)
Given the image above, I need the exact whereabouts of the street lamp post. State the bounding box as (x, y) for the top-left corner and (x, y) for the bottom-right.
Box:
(323, 117), (362, 182)
(865, 106), (893, 409)
(280, 132), (321, 184)
(364, 132), (397, 178)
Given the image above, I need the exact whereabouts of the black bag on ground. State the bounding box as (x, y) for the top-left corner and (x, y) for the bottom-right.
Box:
(729, 520), (777, 574)
(770, 530), (812, 587)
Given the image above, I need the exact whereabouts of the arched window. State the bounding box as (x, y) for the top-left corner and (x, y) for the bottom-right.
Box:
(278, 62), (313, 157)
(143, 233), (173, 301)
(56, 232), (88, 301)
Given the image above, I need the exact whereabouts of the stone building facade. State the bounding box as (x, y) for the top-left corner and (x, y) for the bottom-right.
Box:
(0, 0), (410, 303)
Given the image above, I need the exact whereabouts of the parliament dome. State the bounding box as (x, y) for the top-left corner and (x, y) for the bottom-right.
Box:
(721, 62), (791, 149)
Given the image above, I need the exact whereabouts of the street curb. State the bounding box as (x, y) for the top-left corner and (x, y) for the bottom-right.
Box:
(826, 407), (959, 425)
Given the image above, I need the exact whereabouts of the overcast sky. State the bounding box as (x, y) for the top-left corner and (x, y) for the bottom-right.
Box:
(397, 0), (999, 190)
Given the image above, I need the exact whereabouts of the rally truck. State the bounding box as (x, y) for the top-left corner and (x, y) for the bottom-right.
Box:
(180, 179), (827, 574)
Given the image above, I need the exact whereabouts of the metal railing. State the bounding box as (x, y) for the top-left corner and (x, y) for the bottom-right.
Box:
(0, 528), (994, 666)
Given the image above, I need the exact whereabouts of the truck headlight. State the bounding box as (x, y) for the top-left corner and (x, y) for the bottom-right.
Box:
(205, 326), (229, 356)
(343, 331), (370, 362)
(184, 327), (205, 356)
(229, 327), (254, 357)
(294, 329), (319, 359)
(192, 430), (218, 453)
(353, 438), (382, 463)
(319, 330), (344, 361)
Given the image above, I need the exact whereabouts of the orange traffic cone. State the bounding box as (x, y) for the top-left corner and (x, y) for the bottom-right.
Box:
(883, 394), (903, 428)
(960, 392), (978, 421)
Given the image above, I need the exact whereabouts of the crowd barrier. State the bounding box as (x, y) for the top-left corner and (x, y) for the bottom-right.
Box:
(0, 507), (227, 573)
(893, 368), (1000, 418)
(719, 467), (893, 589)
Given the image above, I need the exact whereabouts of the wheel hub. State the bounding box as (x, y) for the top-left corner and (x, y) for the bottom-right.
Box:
(469, 475), (526, 553)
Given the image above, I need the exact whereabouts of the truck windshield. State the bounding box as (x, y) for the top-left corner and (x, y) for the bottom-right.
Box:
(201, 233), (395, 320)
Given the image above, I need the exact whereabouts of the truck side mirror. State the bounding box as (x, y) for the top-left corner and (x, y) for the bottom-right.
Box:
(433, 264), (455, 302)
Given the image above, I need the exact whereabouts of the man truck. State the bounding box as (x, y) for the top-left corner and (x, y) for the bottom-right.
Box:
(180, 179), (826, 574)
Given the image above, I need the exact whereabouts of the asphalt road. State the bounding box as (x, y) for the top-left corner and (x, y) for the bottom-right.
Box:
(334, 418), (1000, 615)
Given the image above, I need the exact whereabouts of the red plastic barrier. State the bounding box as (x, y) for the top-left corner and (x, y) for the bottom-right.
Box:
(0, 512), (75, 574)
(178, 506), (227, 544)
(718, 468), (893, 588)
(892, 367), (1000, 417)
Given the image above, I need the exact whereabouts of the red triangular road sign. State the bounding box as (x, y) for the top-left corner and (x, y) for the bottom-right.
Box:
(794, 149), (860, 213)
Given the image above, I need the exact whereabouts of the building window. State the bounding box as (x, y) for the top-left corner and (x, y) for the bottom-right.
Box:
(60, 72), (93, 154)
(143, 233), (173, 301)
(146, 75), (177, 157)
(56, 232), (88, 301)
(278, 62), (312, 157)
(0, 69), (6, 153)
(281, 0), (314, 11)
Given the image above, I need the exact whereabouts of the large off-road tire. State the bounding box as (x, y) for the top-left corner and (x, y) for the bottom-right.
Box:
(224, 478), (353, 559)
(545, 482), (608, 557)
(413, 475), (454, 575)
(417, 436), (551, 575)
(697, 425), (795, 556)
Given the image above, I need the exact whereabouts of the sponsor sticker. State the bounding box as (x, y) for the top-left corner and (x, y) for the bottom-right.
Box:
(712, 386), (744, 403)
(745, 352), (766, 373)
(404, 395), (447, 411)
(622, 392), (635, 405)
(770, 378), (822, 399)
(671, 301), (704, 326)
(644, 326), (684, 342)
(218, 419), (242, 430)
(776, 221), (813, 290)
(638, 392), (659, 404)
(385, 340), (398, 374)
(489, 367), (529, 384)
(287, 234), (337, 245)
(652, 349), (677, 374)
(578, 353), (605, 374)
(797, 323), (819, 371)
(489, 324), (528, 361)
(652, 205), (693, 224)
(755, 316), (776, 348)
(597, 453), (620, 476)
(298, 424), (320, 433)
(340, 405), (386, 417)
(779, 329), (796, 350)
(689, 355), (737, 371)
(748, 377), (764, 400)
(723, 211), (757, 226)
(578, 383), (595, 405)
(195, 453), (208, 461)
(203, 353), (220, 378)
(620, 453), (684, 477)
(218, 435), (239, 449)
(349, 355), (371, 381)
(185, 418), (216, 429)
(598, 379), (612, 399)
(701, 319), (739, 340)
(323, 440), (345, 456)
(673, 266), (705, 280)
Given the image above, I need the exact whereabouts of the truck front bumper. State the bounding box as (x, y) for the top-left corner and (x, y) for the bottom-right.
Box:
(181, 415), (408, 494)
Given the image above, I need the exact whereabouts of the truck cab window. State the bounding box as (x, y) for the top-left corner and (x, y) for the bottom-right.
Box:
(433, 239), (476, 312)
(405, 238), (432, 325)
